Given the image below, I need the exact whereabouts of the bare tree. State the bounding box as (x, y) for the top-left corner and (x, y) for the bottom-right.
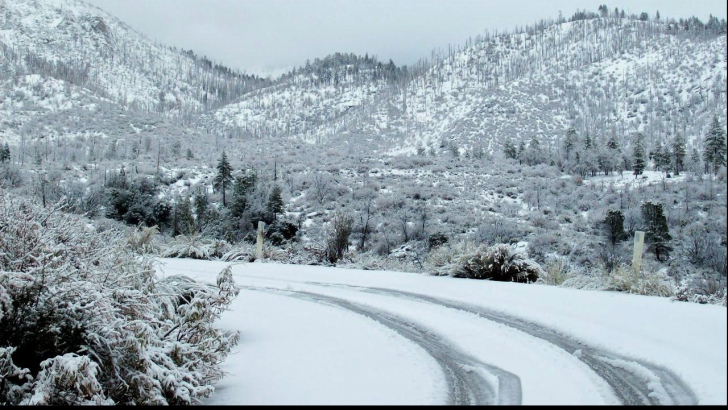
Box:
(311, 172), (331, 205)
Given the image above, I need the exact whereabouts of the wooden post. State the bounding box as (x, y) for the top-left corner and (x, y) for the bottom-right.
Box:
(256, 221), (266, 261)
(632, 231), (645, 274)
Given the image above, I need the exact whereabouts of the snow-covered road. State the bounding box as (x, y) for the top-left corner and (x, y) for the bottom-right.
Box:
(156, 259), (727, 405)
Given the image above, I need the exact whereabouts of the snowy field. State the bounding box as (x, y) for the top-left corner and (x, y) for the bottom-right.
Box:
(156, 259), (727, 405)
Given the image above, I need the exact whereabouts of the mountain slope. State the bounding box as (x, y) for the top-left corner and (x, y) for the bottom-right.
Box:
(0, 0), (267, 117)
(207, 16), (726, 159)
(200, 53), (404, 141)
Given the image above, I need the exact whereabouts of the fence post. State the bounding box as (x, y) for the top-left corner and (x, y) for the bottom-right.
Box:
(256, 221), (266, 261)
(632, 231), (645, 275)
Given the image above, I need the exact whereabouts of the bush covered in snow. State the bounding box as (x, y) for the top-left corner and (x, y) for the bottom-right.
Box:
(604, 265), (674, 297)
(0, 193), (240, 405)
(537, 258), (573, 286)
(162, 234), (231, 260)
(126, 225), (161, 255)
(673, 270), (727, 306)
(451, 244), (543, 283)
(425, 241), (475, 276)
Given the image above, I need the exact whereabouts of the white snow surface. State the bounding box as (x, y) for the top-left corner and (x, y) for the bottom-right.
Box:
(157, 259), (727, 405)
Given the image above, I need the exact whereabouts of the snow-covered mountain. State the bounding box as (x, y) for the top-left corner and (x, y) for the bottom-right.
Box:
(207, 15), (726, 157)
(0, 0), (270, 144)
(2, 0), (724, 158)
(200, 53), (404, 141)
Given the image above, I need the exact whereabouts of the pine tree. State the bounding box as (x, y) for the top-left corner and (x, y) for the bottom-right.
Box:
(230, 176), (250, 218)
(449, 142), (460, 158)
(504, 140), (518, 160)
(472, 145), (485, 160)
(213, 151), (233, 207)
(530, 135), (540, 150)
(193, 192), (209, 232)
(652, 141), (671, 174)
(175, 195), (195, 236)
(641, 202), (672, 262)
(517, 140), (526, 165)
(0, 142), (10, 163)
(632, 133), (646, 176)
(603, 209), (627, 247)
(564, 127), (577, 161)
(703, 115), (727, 174)
(691, 148), (702, 174)
(584, 132), (593, 151)
(266, 185), (284, 221)
(671, 133), (686, 176)
(607, 135), (619, 151)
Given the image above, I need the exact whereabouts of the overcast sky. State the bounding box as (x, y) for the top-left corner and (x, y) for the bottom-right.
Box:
(84, 0), (727, 77)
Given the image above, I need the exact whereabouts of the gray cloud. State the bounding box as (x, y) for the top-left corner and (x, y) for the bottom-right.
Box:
(84, 0), (727, 77)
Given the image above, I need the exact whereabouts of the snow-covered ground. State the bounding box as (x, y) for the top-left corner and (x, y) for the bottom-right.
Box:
(157, 259), (727, 405)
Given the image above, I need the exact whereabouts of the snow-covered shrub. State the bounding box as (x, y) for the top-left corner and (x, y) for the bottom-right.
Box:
(262, 245), (294, 262)
(0, 193), (240, 405)
(451, 244), (543, 283)
(428, 232), (449, 250)
(605, 265), (674, 297)
(561, 273), (609, 291)
(220, 244), (256, 262)
(209, 239), (232, 259)
(344, 252), (388, 271)
(162, 234), (232, 260)
(473, 218), (528, 245)
(673, 272), (727, 305)
(538, 258), (573, 286)
(24, 354), (111, 405)
(425, 241), (475, 276)
(527, 232), (570, 263)
(127, 225), (160, 254)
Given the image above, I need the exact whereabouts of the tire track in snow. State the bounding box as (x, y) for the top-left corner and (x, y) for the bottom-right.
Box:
(318, 285), (697, 406)
(241, 286), (522, 405)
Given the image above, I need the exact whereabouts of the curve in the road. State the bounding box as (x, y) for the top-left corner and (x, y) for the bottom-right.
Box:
(327, 285), (698, 406)
(241, 285), (522, 405)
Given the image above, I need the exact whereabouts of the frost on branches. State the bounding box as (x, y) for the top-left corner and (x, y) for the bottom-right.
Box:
(0, 192), (240, 405)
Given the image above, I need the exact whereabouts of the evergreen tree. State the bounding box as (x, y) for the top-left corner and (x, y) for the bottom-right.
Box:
(584, 132), (593, 150)
(185, 148), (194, 160)
(230, 176), (250, 218)
(703, 115), (727, 174)
(603, 209), (627, 247)
(671, 133), (686, 176)
(598, 4), (609, 17)
(517, 140), (526, 165)
(564, 127), (577, 161)
(632, 133), (646, 176)
(652, 141), (671, 174)
(193, 192), (209, 232)
(449, 142), (460, 158)
(472, 145), (485, 160)
(0, 142), (10, 163)
(213, 151), (233, 207)
(174, 195), (195, 236)
(641, 202), (672, 262)
(524, 136), (542, 165)
(504, 140), (518, 160)
(530, 135), (540, 150)
(606, 135), (619, 150)
(266, 185), (284, 221)
(691, 148), (702, 174)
